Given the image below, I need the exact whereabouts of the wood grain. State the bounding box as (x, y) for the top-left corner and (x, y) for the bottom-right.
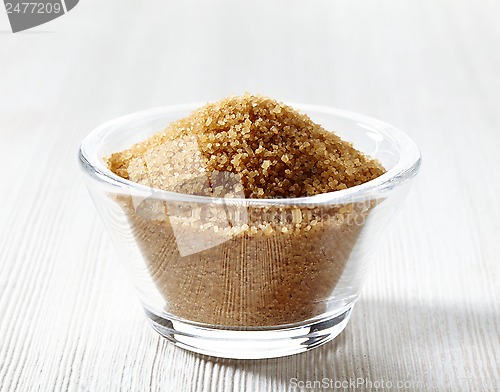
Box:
(0, 0), (499, 390)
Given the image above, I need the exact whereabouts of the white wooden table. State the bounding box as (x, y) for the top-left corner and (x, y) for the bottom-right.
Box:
(1, 1), (499, 390)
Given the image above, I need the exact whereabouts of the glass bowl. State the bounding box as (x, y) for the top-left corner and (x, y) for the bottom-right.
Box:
(79, 103), (421, 359)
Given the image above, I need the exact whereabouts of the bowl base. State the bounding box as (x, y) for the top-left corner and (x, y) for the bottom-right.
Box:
(144, 306), (353, 359)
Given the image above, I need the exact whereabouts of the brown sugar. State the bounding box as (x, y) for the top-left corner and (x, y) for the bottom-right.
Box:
(107, 94), (386, 326)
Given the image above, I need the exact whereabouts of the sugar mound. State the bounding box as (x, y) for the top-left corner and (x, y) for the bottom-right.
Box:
(107, 94), (385, 198)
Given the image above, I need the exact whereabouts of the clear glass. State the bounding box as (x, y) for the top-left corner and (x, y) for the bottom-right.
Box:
(79, 104), (421, 359)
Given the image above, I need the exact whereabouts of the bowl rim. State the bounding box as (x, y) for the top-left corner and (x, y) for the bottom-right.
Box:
(79, 103), (421, 206)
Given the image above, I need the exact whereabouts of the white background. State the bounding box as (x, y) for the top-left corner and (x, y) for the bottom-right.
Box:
(0, 0), (499, 391)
